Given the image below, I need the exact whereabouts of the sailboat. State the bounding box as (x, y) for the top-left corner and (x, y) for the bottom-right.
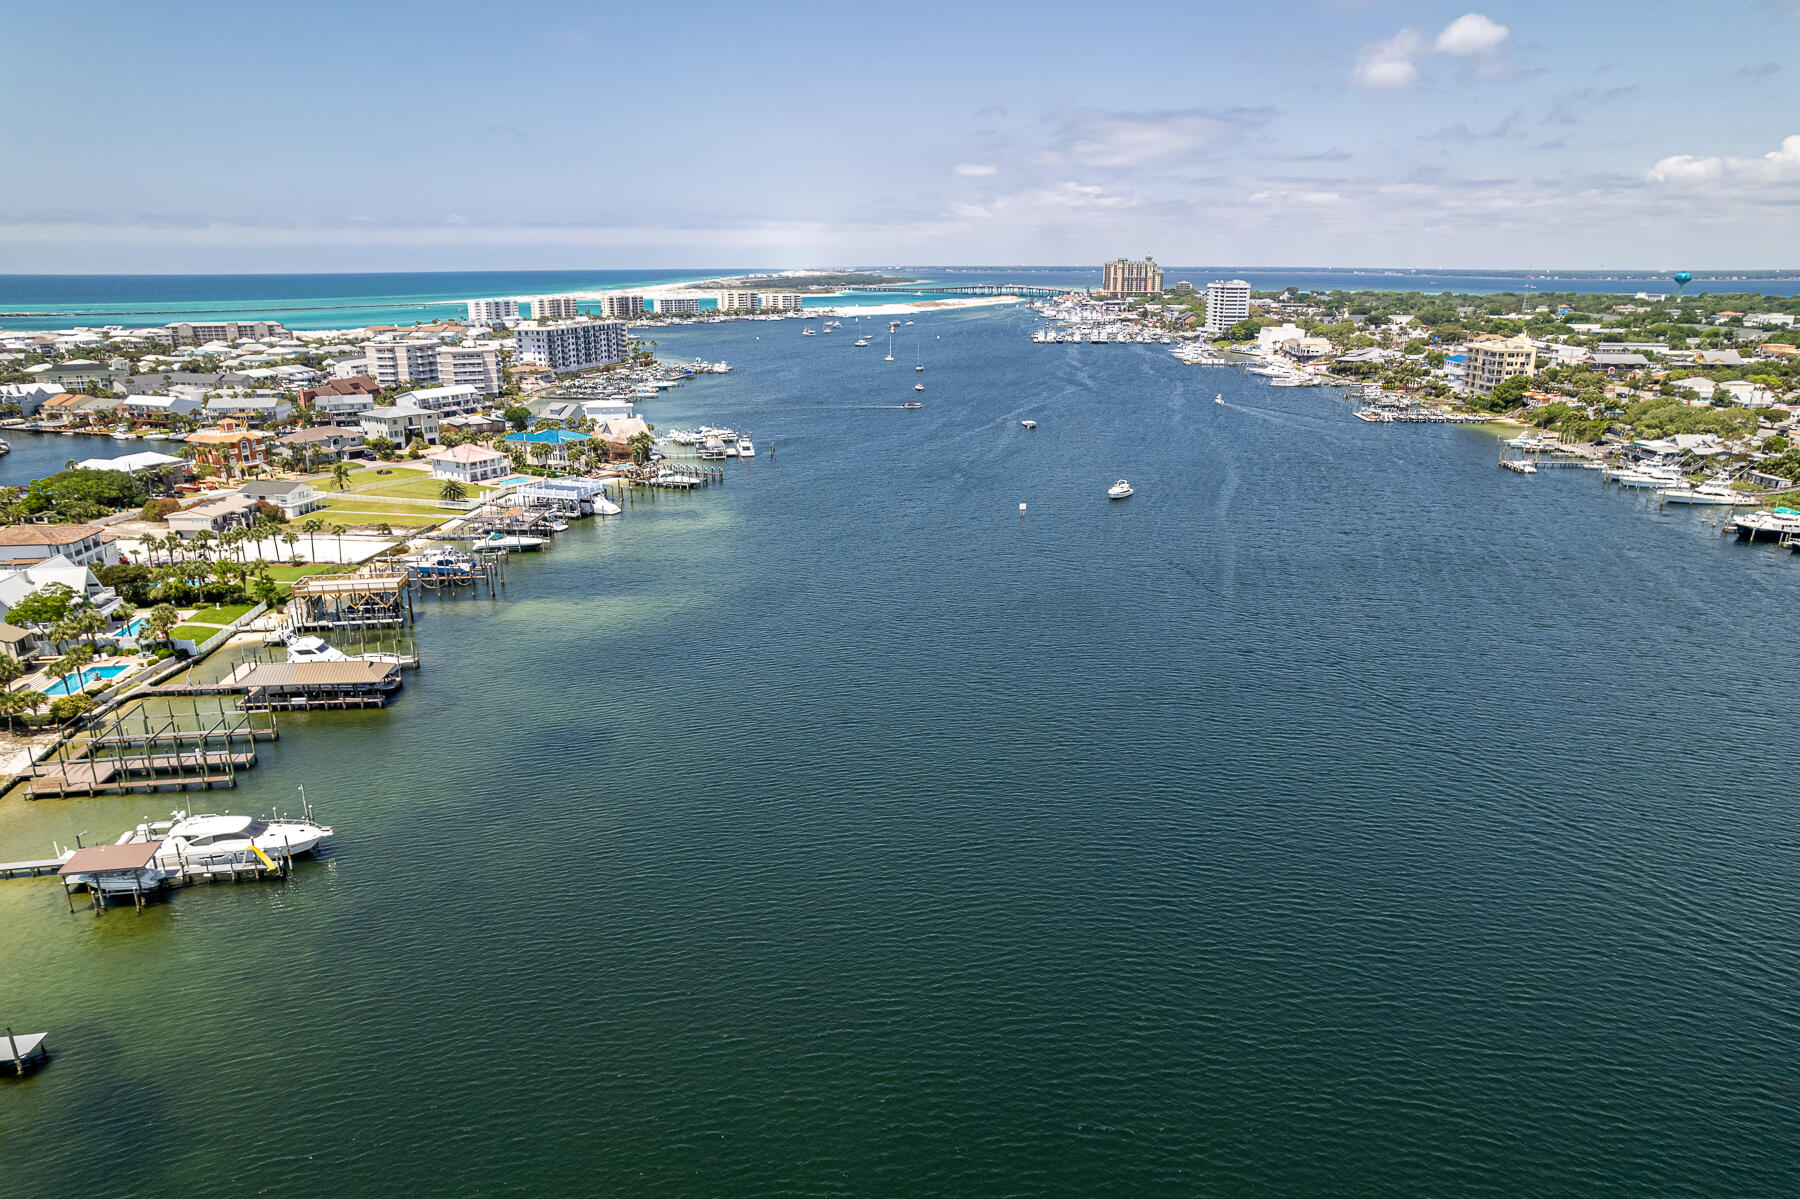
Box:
(885, 334), (895, 362)
(915, 344), (924, 373)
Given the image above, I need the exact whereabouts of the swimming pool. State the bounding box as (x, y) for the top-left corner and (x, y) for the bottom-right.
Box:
(111, 617), (148, 638)
(40, 663), (132, 697)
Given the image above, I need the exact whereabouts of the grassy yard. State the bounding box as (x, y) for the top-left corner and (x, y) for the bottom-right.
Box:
(266, 563), (345, 582)
(307, 465), (493, 502)
(319, 506), (448, 530)
(357, 475), (492, 501)
(182, 604), (255, 627)
(170, 624), (220, 642)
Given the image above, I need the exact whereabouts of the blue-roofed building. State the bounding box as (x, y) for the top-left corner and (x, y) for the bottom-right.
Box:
(504, 427), (592, 463)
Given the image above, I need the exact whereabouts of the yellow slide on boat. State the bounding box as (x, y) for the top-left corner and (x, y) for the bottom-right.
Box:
(249, 845), (277, 870)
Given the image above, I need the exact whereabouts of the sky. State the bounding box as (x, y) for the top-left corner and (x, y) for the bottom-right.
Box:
(2, 0), (1797, 273)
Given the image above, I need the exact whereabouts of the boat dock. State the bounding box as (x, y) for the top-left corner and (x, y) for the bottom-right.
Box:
(3, 1030), (48, 1076)
(148, 660), (402, 710)
(25, 750), (256, 798)
(0, 857), (65, 879)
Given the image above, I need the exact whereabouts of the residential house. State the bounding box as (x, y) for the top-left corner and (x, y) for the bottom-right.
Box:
(0, 555), (121, 626)
(393, 385), (483, 417)
(0, 524), (119, 568)
(428, 444), (510, 485)
(186, 419), (269, 478)
(165, 493), (260, 538)
(312, 392), (377, 422)
(276, 426), (366, 466)
(301, 376), (381, 407)
(441, 412), (507, 437)
(240, 479), (327, 518)
(203, 395), (292, 426)
(360, 405), (440, 446)
(502, 427), (590, 463)
(120, 394), (204, 425)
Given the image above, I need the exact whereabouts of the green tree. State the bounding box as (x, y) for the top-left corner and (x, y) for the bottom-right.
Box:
(503, 404), (532, 431)
(0, 688), (44, 731)
(627, 431), (655, 464)
(145, 603), (181, 645)
(438, 478), (468, 503)
(0, 652), (25, 686)
(8, 583), (81, 647)
(301, 518), (323, 561)
(331, 461), (352, 491)
(47, 693), (96, 724)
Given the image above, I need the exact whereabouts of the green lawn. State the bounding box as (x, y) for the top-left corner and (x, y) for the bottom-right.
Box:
(182, 604), (254, 626)
(170, 623), (220, 642)
(358, 476), (491, 501)
(320, 508), (447, 530)
(266, 563), (344, 582)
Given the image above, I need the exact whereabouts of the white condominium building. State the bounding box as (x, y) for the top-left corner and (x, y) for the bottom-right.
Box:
(653, 297), (701, 314)
(717, 291), (760, 312)
(164, 320), (290, 346)
(436, 341), (503, 395)
(363, 337), (441, 387)
(466, 297), (521, 324)
(512, 319), (627, 373)
(531, 296), (580, 321)
(718, 292), (804, 313)
(1204, 279), (1252, 335)
(758, 293), (804, 311)
(601, 294), (645, 318)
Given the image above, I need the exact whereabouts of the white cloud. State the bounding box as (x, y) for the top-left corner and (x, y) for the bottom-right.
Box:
(1648, 134), (1800, 185)
(1435, 13), (1509, 56)
(953, 163), (998, 177)
(1043, 107), (1264, 167)
(1348, 29), (1423, 91)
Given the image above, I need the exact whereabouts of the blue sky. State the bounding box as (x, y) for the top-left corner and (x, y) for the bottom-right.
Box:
(3, 0), (1797, 272)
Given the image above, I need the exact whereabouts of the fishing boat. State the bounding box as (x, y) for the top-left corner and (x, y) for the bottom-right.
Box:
(1108, 479), (1134, 500)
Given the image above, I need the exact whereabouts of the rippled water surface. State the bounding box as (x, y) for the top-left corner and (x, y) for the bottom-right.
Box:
(4, 306), (1799, 1197)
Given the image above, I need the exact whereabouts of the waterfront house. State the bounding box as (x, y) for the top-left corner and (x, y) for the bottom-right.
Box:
(440, 412), (507, 437)
(276, 426), (366, 466)
(239, 479), (326, 518)
(0, 525), (119, 569)
(0, 382), (70, 416)
(0, 555), (121, 623)
(428, 444), (510, 485)
(186, 419), (269, 478)
(166, 492), (260, 539)
(360, 405), (440, 446)
(503, 427), (591, 463)
(203, 395), (292, 427)
(312, 392), (377, 421)
(121, 394), (203, 425)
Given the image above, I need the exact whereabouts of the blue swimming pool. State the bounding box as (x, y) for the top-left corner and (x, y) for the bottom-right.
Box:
(40, 663), (131, 697)
(110, 617), (148, 638)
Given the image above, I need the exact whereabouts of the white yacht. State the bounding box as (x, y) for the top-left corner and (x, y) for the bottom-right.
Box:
(1108, 479), (1134, 500)
(737, 436), (755, 458)
(854, 338), (869, 347)
(1021, 420), (1037, 429)
(914, 382), (924, 392)
(283, 634), (411, 668)
(802, 327), (816, 337)
(117, 810), (335, 870)
(1660, 481), (1750, 505)
(1215, 393), (1224, 405)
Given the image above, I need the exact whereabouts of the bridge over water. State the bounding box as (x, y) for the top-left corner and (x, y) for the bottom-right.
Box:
(855, 283), (1069, 299)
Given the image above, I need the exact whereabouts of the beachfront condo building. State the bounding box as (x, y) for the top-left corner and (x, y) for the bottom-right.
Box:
(163, 320), (290, 346)
(513, 319), (627, 374)
(717, 291), (760, 312)
(1103, 257), (1163, 296)
(531, 296), (580, 321)
(1205, 279), (1252, 335)
(602, 294), (646, 318)
(653, 297), (702, 315)
(363, 337), (441, 387)
(759, 293), (805, 311)
(1464, 335), (1539, 396)
(466, 297), (521, 324)
(436, 342), (503, 395)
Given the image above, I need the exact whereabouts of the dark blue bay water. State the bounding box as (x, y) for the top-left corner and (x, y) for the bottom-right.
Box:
(2, 305), (1798, 1196)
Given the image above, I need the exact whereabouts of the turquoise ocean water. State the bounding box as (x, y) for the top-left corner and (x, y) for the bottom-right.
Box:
(2, 303), (1798, 1195)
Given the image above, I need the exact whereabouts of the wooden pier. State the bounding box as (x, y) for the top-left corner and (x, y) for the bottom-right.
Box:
(287, 571), (414, 632)
(23, 704), (276, 799)
(0, 858), (65, 879)
(26, 751), (254, 798)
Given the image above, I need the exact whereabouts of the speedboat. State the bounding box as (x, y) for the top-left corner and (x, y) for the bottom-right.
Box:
(901, 401), (923, 409)
(1215, 393), (1223, 405)
(737, 437), (755, 457)
(1108, 479), (1134, 500)
(125, 811), (333, 870)
(411, 548), (476, 576)
(1660, 481), (1751, 505)
(1021, 420), (1037, 429)
(914, 383), (925, 392)
(283, 634), (411, 667)
(854, 338), (869, 347)
(905, 320), (914, 325)
(480, 532), (547, 551)
(802, 328), (816, 337)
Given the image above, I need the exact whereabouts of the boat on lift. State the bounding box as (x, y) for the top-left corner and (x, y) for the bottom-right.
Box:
(115, 809), (335, 871)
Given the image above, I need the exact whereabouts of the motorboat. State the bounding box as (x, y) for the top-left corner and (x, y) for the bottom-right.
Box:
(901, 401), (923, 409)
(410, 547), (476, 576)
(885, 335), (895, 362)
(118, 810), (334, 870)
(914, 382), (925, 392)
(1660, 481), (1752, 505)
(854, 338), (869, 347)
(1021, 420), (1037, 429)
(916, 345), (924, 372)
(802, 328), (816, 337)
(1108, 479), (1134, 500)
(480, 532), (547, 551)
(282, 634), (413, 668)
(1215, 393), (1224, 405)
(1611, 466), (1683, 488)
(737, 437), (755, 458)
(905, 320), (914, 325)
(592, 495), (623, 516)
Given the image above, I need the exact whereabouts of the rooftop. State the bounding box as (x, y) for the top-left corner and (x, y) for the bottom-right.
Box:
(0, 524), (103, 546)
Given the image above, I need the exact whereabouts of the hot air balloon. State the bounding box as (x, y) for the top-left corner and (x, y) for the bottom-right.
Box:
(1673, 271), (1693, 299)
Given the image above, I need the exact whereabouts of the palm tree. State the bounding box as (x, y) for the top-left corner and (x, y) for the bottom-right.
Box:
(67, 608), (107, 646)
(0, 652), (24, 688)
(301, 518), (323, 561)
(145, 603), (180, 645)
(330, 524), (347, 561)
(281, 531), (300, 562)
(194, 529), (217, 562)
(438, 478), (467, 503)
(331, 461), (352, 491)
(0, 688), (44, 732)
